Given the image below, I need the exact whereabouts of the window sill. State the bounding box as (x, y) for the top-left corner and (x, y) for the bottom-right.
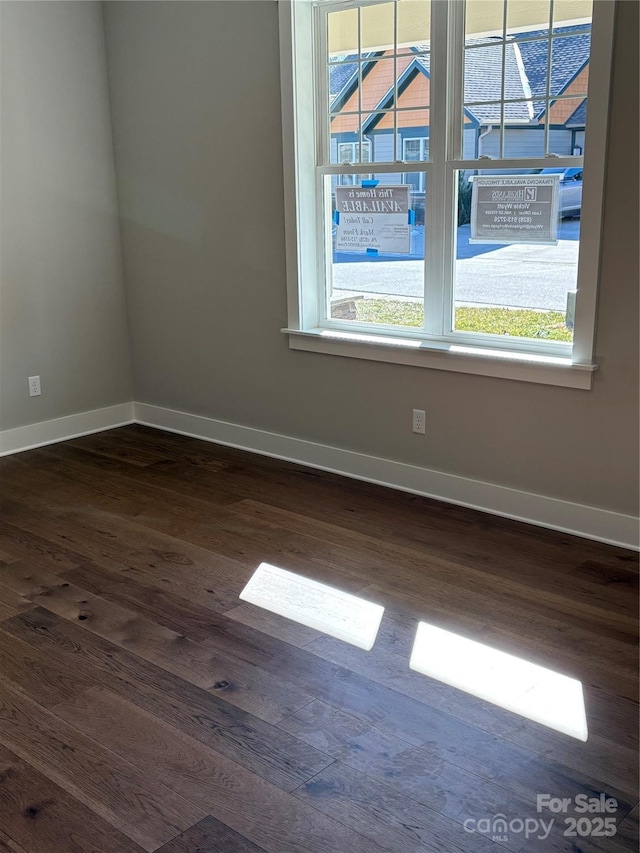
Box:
(282, 327), (597, 389)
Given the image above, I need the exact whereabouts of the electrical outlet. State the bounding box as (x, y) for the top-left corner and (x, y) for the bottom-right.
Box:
(28, 375), (41, 397)
(412, 408), (425, 434)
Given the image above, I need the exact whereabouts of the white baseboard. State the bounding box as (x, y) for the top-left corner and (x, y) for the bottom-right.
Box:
(2, 400), (636, 550)
(135, 402), (639, 551)
(0, 402), (135, 457)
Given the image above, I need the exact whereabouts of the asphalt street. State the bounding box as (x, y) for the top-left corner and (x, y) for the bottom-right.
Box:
(333, 221), (581, 311)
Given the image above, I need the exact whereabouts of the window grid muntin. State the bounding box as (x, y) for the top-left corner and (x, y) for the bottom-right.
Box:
(330, 104), (434, 119)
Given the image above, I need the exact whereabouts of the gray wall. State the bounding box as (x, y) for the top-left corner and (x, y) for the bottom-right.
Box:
(103, 0), (638, 516)
(0, 1), (132, 431)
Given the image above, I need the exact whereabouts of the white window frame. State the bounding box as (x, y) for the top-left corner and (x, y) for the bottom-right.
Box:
(279, 0), (615, 389)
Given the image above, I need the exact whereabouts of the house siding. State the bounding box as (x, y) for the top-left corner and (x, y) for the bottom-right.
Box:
(477, 126), (573, 158)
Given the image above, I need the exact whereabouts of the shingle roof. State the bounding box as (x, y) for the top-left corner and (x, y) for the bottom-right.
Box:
(329, 56), (359, 98)
(328, 25), (590, 127)
(458, 39), (532, 123)
(516, 25), (590, 118)
(565, 98), (587, 126)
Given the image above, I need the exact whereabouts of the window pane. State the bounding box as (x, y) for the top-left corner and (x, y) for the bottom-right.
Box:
(361, 2), (395, 53)
(453, 169), (579, 342)
(403, 138), (423, 160)
(360, 58), (396, 113)
(501, 108), (544, 158)
(466, 0), (504, 44)
(543, 98), (588, 155)
(335, 141), (371, 166)
(506, 0), (550, 35)
(328, 60), (359, 114)
(397, 0), (430, 51)
(402, 136), (429, 194)
(397, 107), (429, 134)
(327, 173), (426, 329)
(464, 42), (531, 110)
(328, 7), (359, 60)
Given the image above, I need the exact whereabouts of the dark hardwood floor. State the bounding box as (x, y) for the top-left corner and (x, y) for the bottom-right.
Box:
(0, 424), (637, 853)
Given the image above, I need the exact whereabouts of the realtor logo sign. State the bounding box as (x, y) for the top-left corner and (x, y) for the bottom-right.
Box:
(470, 174), (560, 244)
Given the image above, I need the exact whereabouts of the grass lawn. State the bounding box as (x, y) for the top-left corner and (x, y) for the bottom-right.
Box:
(354, 299), (573, 342)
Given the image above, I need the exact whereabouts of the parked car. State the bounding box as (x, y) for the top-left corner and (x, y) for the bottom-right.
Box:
(535, 167), (583, 218)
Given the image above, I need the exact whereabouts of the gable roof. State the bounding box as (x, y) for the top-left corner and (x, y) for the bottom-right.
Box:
(329, 25), (590, 129)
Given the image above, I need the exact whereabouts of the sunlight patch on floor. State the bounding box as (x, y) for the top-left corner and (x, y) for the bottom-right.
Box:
(410, 622), (588, 741)
(239, 563), (384, 651)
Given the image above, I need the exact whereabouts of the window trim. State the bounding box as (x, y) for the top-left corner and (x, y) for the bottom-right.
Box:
(279, 0), (615, 388)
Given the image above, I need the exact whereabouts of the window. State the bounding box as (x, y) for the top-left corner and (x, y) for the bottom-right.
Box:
(403, 137), (428, 192)
(336, 140), (372, 184)
(280, 0), (614, 388)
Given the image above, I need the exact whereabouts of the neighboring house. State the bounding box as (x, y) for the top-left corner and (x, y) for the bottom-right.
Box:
(329, 25), (590, 191)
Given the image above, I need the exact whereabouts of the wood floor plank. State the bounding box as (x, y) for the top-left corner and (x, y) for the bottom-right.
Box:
(192, 614), (636, 806)
(3, 568), (636, 819)
(61, 563), (240, 643)
(64, 431), (177, 468)
(0, 519), (81, 576)
(0, 677), (205, 851)
(57, 555), (633, 806)
(156, 816), (267, 852)
(278, 698), (637, 843)
(0, 586), (33, 623)
(2, 607), (333, 792)
(0, 743), (145, 853)
(0, 561), (314, 723)
(50, 685), (386, 853)
(279, 699), (537, 846)
(60, 553), (633, 803)
(42, 439), (242, 506)
(0, 628), (94, 707)
(225, 602), (323, 647)
(614, 804), (640, 850)
(294, 760), (501, 853)
(0, 496), (253, 614)
(222, 504), (638, 677)
(0, 833), (29, 853)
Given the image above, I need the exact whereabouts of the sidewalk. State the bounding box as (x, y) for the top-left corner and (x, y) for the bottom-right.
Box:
(332, 222), (580, 311)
